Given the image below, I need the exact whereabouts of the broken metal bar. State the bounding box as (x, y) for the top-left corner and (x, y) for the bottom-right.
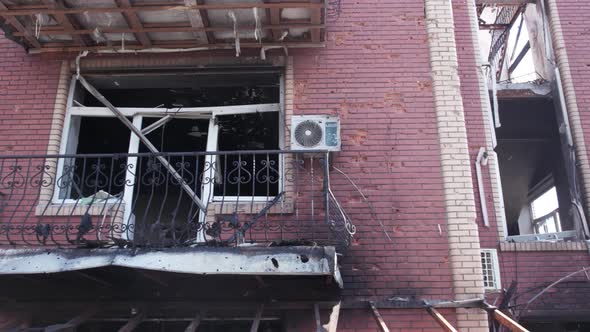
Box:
(369, 302), (390, 332)
(509, 14), (525, 61)
(118, 310), (146, 332)
(508, 41), (530, 74)
(76, 75), (206, 212)
(250, 304), (264, 332)
(426, 307), (458, 332)
(479, 23), (510, 30)
(184, 311), (202, 332)
(141, 115), (172, 135)
(44, 306), (99, 332)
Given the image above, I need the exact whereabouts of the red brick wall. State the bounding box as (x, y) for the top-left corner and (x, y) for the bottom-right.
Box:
(291, 0), (454, 304)
(557, 1), (590, 170)
(499, 251), (590, 316)
(0, 0), (459, 329)
(0, 32), (63, 155)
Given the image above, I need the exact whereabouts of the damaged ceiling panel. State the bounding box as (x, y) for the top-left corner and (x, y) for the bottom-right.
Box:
(0, 0), (326, 53)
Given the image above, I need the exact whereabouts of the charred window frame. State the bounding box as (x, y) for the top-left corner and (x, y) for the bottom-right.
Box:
(53, 70), (284, 212)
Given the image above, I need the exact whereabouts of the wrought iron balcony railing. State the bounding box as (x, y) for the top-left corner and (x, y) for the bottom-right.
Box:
(0, 151), (354, 250)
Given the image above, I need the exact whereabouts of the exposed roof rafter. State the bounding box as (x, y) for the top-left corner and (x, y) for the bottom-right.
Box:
(0, 0), (326, 53)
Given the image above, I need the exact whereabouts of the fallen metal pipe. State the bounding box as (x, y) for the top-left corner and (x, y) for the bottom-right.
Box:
(476, 147), (490, 227)
(490, 64), (501, 128)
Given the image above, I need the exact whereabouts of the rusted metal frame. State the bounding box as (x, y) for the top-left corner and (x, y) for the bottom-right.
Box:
(479, 23), (510, 30)
(118, 310), (146, 332)
(75, 75), (207, 212)
(493, 310), (529, 332)
(40, 0), (90, 46)
(250, 304), (264, 332)
(263, 0), (282, 41)
(29, 41), (326, 53)
(115, 0), (152, 47)
(426, 307), (458, 332)
(495, 5), (525, 80)
(0, 2), (325, 17)
(483, 303), (529, 332)
(0, 0), (40, 48)
(184, 311), (203, 332)
(508, 40), (530, 74)
(369, 302), (390, 332)
(198, 0), (215, 44)
(14, 23), (324, 37)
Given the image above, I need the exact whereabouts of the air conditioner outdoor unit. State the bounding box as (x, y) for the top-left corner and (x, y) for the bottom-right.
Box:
(290, 115), (341, 151)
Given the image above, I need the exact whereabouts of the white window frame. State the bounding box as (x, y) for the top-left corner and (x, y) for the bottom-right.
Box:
(481, 248), (502, 291)
(54, 77), (283, 215)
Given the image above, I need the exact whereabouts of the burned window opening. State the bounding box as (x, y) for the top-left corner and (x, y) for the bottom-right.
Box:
(478, 3), (552, 84)
(82, 86), (279, 108)
(54, 70), (284, 246)
(496, 97), (573, 237)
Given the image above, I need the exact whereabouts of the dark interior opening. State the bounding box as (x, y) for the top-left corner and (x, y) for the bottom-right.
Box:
(215, 112), (280, 197)
(68, 117), (131, 199)
(496, 97), (572, 236)
(80, 71), (280, 108)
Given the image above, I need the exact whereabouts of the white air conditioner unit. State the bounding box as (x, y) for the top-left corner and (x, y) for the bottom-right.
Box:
(290, 115), (341, 151)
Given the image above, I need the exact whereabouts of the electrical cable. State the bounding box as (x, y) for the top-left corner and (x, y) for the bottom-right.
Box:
(332, 166), (394, 244)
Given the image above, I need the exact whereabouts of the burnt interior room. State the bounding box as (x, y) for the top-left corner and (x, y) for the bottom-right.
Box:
(495, 97), (572, 236)
(79, 70), (280, 108)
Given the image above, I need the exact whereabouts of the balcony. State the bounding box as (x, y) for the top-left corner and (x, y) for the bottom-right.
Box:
(0, 150), (354, 251)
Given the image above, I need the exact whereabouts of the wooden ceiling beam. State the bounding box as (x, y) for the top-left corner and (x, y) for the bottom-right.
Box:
(0, 2), (325, 17)
(184, 0), (211, 44)
(427, 308), (458, 332)
(0, 0), (41, 48)
(118, 310), (146, 332)
(41, 0), (91, 46)
(115, 0), (152, 47)
(310, 0), (321, 43)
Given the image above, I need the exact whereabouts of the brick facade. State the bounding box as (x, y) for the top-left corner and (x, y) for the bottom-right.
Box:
(1, 0), (590, 330)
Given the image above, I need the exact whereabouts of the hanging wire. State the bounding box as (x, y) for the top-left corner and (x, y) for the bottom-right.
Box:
(332, 166), (394, 244)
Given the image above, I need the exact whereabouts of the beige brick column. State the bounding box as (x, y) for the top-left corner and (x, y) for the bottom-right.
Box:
(424, 0), (488, 331)
(38, 61), (71, 207)
(463, 0), (508, 239)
